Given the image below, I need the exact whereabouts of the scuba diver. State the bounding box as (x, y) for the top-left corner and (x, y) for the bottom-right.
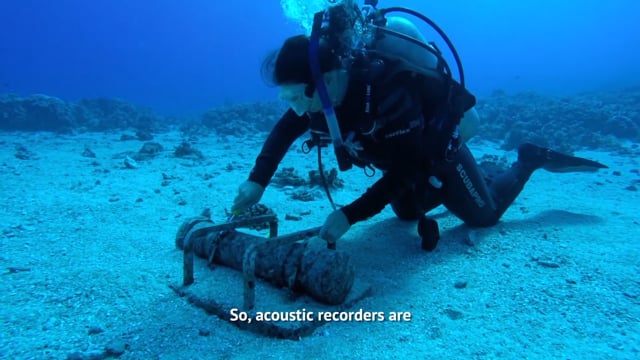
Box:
(231, 0), (607, 250)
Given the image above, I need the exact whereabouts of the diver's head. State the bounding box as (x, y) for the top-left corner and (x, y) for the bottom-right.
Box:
(262, 34), (349, 116)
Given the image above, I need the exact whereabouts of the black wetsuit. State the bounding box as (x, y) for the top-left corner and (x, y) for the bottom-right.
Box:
(247, 61), (538, 228)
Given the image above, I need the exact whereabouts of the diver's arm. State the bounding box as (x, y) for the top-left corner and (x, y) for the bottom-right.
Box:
(342, 128), (424, 224)
(248, 109), (309, 187)
(341, 90), (426, 225)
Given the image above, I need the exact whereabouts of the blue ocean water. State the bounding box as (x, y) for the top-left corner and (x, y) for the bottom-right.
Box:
(1, 2), (639, 359)
(0, 0), (638, 115)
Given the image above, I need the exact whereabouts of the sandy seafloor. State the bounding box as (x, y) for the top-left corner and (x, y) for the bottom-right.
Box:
(0, 129), (638, 360)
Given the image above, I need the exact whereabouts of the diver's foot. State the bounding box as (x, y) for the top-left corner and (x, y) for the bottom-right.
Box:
(418, 216), (440, 251)
(517, 143), (608, 173)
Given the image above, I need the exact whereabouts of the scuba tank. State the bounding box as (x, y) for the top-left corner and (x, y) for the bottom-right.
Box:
(375, 15), (480, 150)
(307, 0), (477, 169)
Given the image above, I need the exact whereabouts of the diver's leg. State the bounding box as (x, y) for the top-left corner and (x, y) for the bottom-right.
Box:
(485, 149), (539, 220)
(390, 185), (442, 220)
(437, 143), (545, 226)
(404, 146), (499, 251)
(390, 181), (444, 251)
(390, 188), (422, 221)
(435, 142), (606, 228)
(487, 142), (608, 217)
(436, 144), (501, 227)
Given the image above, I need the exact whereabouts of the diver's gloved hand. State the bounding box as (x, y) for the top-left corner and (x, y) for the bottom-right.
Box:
(319, 210), (351, 246)
(231, 180), (265, 214)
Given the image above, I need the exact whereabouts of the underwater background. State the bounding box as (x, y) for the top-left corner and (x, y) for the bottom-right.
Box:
(1, 1), (639, 359)
(1, 0), (638, 115)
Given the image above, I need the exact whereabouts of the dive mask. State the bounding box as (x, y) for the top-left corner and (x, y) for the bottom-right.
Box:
(279, 83), (315, 116)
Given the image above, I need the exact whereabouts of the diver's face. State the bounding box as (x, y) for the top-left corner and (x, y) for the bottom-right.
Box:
(278, 83), (320, 116)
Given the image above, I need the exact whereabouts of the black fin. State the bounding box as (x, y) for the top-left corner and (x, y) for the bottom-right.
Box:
(518, 143), (608, 173)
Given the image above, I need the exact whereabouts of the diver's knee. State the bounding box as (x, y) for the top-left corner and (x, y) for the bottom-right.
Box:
(391, 199), (422, 221)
